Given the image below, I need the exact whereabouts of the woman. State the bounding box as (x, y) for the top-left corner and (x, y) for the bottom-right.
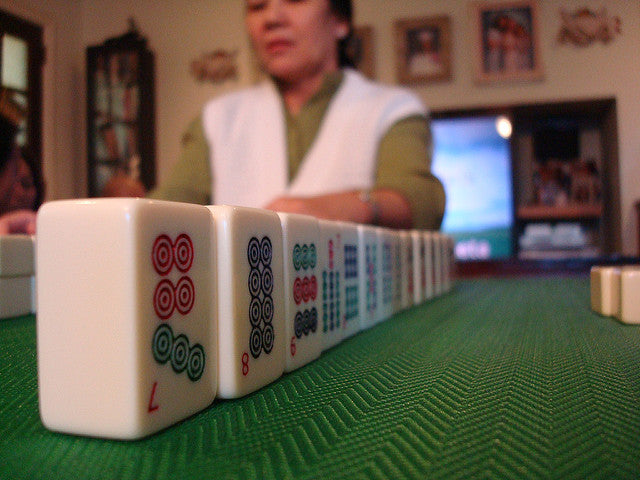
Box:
(147, 0), (445, 229)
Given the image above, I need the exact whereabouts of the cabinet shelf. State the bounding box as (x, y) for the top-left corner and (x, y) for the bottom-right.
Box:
(516, 204), (602, 221)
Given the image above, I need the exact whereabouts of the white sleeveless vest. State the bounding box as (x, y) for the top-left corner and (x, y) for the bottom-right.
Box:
(202, 69), (426, 208)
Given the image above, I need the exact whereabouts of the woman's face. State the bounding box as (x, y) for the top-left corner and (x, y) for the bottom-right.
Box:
(245, 0), (348, 84)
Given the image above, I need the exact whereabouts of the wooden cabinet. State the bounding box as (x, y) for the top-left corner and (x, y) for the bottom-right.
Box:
(86, 26), (155, 197)
(516, 204), (602, 220)
(511, 98), (619, 259)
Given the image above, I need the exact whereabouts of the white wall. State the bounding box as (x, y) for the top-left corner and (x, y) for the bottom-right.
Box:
(79, 0), (254, 195)
(356, 0), (640, 255)
(2, 0), (639, 255)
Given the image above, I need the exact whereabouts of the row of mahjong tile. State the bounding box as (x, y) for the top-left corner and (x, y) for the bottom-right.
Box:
(590, 265), (640, 323)
(36, 198), (454, 440)
(0, 235), (36, 319)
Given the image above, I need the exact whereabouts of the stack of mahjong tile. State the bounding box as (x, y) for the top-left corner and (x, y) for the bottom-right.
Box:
(591, 265), (640, 324)
(0, 235), (36, 319)
(35, 198), (455, 440)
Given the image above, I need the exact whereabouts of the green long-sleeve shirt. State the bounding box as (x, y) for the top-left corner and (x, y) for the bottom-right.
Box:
(150, 74), (445, 229)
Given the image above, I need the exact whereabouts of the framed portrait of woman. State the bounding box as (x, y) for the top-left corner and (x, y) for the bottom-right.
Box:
(86, 26), (155, 197)
(472, 0), (544, 83)
(395, 16), (452, 85)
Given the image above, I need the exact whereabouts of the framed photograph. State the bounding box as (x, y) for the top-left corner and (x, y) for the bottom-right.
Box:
(86, 28), (155, 197)
(395, 16), (452, 84)
(472, 1), (543, 83)
(350, 26), (375, 79)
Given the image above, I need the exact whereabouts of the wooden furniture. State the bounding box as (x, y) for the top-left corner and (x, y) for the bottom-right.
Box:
(86, 23), (155, 197)
(516, 204), (602, 220)
(511, 98), (620, 258)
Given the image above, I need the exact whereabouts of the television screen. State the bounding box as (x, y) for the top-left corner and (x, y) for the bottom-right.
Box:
(431, 115), (514, 260)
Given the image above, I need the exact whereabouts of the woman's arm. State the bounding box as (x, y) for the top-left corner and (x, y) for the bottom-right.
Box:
(265, 188), (412, 228)
(147, 117), (212, 204)
(265, 115), (446, 230)
(374, 115), (445, 230)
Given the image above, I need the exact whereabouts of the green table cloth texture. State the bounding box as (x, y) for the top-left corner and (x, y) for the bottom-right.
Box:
(1, 277), (639, 480)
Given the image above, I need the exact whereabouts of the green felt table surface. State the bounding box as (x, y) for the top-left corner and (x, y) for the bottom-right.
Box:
(1, 277), (639, 480)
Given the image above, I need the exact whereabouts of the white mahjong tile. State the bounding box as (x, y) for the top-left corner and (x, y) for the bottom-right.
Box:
(0, 234), (35, 277)
(338, 222), (361, 339)
(37, 199), (216, 439)
(422, 232), (434, 301)
(590, 266), (620, 316)
(399, 231), (414, 311)
(391, 230), (403, 314)
(377, 228), (395, 323)
(442, 235), (455, 293)
(0, 276), (32, 319)
(207, 205), (285, 398)
(30, 275), (36, 314)
(619, 267), (640, 324)
(410, 230), (426, 305)
(358, 224), (379, 329)
(318, 220), (345, 351)
(277, 212), (322, 372)
(432, 233), (443, 297)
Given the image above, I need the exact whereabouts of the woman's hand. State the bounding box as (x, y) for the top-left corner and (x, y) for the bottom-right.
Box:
(101, 171), (147, 198)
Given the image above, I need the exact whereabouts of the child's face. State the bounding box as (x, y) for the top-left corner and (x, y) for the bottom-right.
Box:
(0, 146), (36, 216)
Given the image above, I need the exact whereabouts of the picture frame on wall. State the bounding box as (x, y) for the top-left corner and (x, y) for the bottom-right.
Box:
(350, 26), (375, 79)
(395, 16), (452, 85)
(472, 0), (543, 83)
(86, 26), (155, 197)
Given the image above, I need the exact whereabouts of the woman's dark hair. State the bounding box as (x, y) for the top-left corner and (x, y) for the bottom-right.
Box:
(21, 148), (45, 209)
(0, 113), (45, 210)
(0, 114), (18, 172)
(329, 0), (355, 68)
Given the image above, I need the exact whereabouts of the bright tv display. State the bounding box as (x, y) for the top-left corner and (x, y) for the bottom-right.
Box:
(431, 115), (514, 260)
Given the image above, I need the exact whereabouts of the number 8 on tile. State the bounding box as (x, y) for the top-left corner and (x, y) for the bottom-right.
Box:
(208, 206), (285, 399)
